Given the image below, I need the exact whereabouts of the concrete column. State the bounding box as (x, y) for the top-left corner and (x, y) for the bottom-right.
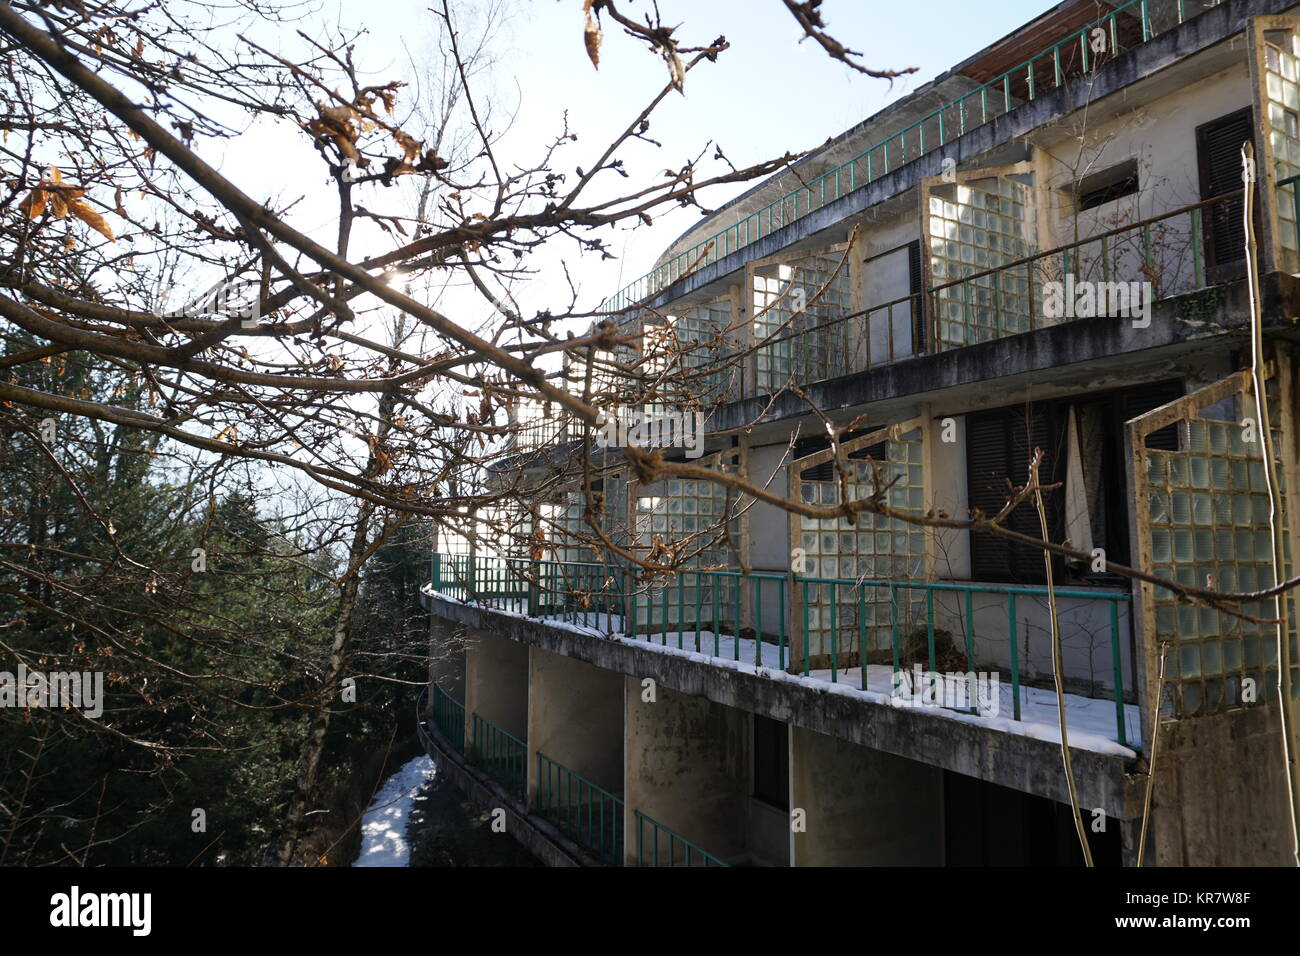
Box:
(623, 677), (749, 865)
(463, 627), (529, 749)
(527, 647), (624, 811)
(790, 725), (944, 865)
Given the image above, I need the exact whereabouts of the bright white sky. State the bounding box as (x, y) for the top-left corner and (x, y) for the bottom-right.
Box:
(205, 0), (1050, 338)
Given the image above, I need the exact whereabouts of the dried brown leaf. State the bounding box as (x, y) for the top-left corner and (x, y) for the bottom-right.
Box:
(19, 188), (47, 220)
(584, 7), (602, 68)
(69, 199), (115, 241)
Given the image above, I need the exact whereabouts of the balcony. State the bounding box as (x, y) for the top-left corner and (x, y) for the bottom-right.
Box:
(597, 0), (1230, 318)
(506, 181), (1255, 461)
(430, 553), (1139, 754)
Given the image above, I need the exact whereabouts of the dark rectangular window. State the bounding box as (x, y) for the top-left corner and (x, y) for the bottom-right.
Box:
(752, 715), (789, 810)
(966, 381), (1182, 582)
(1075, 159), (1139, 211)
(943, 771), (1121, 866)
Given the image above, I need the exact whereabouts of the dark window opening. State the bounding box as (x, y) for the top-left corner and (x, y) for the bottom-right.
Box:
(1075, 159), (1139, 211)
(752, 715), (789, 810)
(1265, 29), (1296, 56)
(944, 771), (1122, 866)
(801, 439), (887, 482)
(848, 440), (887, 461)
(965, 380), (1181, 583)
(802, 460), (835, 481)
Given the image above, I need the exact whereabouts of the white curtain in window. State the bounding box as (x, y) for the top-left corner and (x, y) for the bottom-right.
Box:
(1063, 406), (1094, 556)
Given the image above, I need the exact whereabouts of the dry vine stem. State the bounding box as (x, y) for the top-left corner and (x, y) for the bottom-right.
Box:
(1031, 448), (1092, 867)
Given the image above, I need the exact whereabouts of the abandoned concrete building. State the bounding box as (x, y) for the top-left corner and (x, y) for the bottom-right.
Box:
(419, 0), (1300, 866)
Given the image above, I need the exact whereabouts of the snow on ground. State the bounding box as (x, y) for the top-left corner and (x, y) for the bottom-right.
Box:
(352, 755), (437, 867)
(423, 586), (1139, 758)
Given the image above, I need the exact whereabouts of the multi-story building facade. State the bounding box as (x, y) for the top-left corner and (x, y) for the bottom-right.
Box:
(420, 0), (1300, 866)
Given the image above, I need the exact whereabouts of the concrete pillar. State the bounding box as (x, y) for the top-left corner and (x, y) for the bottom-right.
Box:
(623, 677), (749, 865)
(527, 647), (624, 810)
(463, 627), (529, 748)
(790, 725), (944, 865)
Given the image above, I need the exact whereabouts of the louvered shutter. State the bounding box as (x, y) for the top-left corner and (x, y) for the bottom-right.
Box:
(1121, 379), (1184, 451)
(967, 405), (1063, 583)
(1196, 108), (1253, 280)
(967, 411), (1015, 581)
(908, 239), (926, 354)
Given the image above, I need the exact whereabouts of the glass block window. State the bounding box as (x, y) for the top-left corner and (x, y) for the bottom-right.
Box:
(633, 457), (740, 635)
(574, 313), (646, 407)
(545, 473), (629, 563)
(752, 252), (852, 394)
(1142, 387), (1295, 717)
(1265, 33), (1300, 272)
(668, 298), (736, 403)
(600, 472), (628, 543)
(543, 493), (589, 564)
(930, 177), (1035, 348)
(796, 427), (926, 661)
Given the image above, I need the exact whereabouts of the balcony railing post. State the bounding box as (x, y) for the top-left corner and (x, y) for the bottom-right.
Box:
(1110, 599), (1127, 748)
(801, 578), (811, 675)
(1008, 592), (1021, 721)
(859, 588), (868, 690)
(964, 589), (977, 714)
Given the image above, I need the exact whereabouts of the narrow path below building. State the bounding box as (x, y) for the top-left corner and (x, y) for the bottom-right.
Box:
(351, 755), (437, 867)
(351, 751), (543, 867)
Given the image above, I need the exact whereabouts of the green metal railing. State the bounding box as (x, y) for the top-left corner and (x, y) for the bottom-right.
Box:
(470, 712), (528, 799)
(599, 0), (1222, 317)
(633, 810), (729, 867)
(433, 552), (532, 605)
(430, 684), (465, 754)
(433, 552), (629, 627)
(536, 753), (625, 866)
(430, 553), (1134, 746)
(795, 576), (1132, 748)
(534, 558), (630, 629)
(629, 568), (788, 667)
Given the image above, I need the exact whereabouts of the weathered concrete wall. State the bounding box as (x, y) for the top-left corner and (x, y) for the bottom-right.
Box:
(527, 646), (625, 806)
(745, 440), (792, 642)
(747, 442), (792, 573)
(791, 725), (945, 865)
(464, 626), (529, 742)
(623, 676), (750, 865)
(1038, 61), (1253, 251)
(1150, 704), (1294, 865)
